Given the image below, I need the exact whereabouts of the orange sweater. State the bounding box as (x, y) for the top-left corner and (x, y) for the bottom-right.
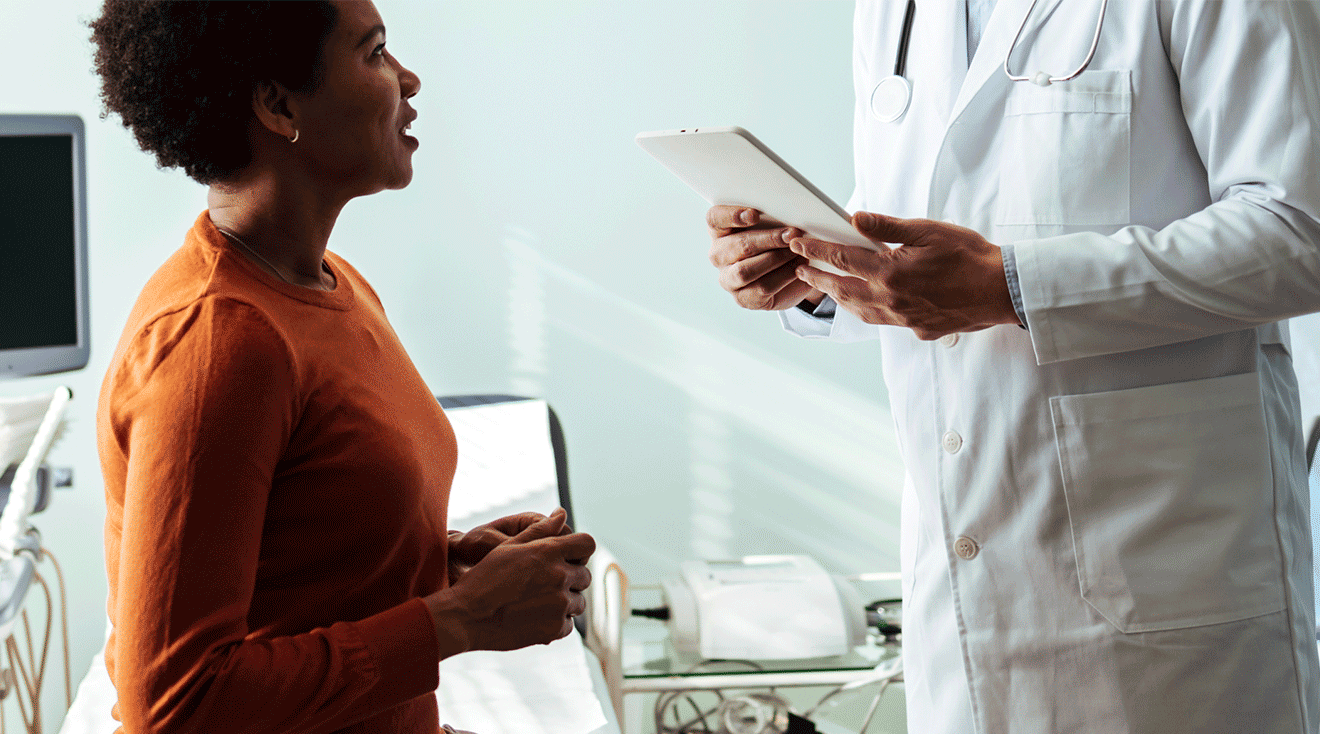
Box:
(97, 212), (455, 734)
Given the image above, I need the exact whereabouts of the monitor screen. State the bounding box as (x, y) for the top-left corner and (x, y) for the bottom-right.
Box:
(0, 115), (89, 379)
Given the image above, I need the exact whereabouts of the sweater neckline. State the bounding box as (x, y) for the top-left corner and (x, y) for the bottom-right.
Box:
(196, 211), (355, 311)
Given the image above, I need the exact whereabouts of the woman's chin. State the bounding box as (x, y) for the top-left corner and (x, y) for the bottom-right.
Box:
(383, 157), (416, 190)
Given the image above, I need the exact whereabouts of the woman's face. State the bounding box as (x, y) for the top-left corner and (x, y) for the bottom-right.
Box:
(289, 0), (421, 196)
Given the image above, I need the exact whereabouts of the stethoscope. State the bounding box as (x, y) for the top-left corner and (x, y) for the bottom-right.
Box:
(869, 0), (1111, 123)
(869, 0), (917, 123)
(1004, 0), (1111, 86)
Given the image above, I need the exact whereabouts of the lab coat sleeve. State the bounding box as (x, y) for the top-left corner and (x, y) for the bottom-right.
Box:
(1012, 0), (1320, 365)
(780, 299), (837, 338)
(780, 297), (888, 342)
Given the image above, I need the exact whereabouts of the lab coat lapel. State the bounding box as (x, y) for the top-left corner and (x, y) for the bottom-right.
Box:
(949, 0), (1054, 124)
(914, 0), (969, 127)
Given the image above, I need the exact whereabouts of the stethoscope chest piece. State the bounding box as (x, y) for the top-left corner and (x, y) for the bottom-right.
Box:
(872, 0), (917, 124)
(870, 76), (913, 123)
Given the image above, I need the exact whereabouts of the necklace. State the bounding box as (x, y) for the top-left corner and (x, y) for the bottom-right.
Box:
(217, 226), (329, 289)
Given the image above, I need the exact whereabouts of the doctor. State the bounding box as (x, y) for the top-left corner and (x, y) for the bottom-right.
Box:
(708, 1), (1320, 732)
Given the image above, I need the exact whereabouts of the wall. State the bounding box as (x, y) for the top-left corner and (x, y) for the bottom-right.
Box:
(0, 1), (902, 731)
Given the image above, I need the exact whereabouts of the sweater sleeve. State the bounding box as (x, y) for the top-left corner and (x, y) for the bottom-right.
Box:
(105, 297), (439, 734)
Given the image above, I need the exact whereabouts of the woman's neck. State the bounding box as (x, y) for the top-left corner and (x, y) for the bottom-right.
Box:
(207, 170), (345, 290)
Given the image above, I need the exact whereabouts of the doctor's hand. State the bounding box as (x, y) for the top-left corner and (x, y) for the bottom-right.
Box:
(706, 205), (826, 310)
(446, 511), (571, 586)
(425, 508), (594, 654)
(790, 212), (1020, 339)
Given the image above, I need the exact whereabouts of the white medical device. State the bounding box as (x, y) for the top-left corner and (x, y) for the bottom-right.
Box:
(660, 555), (867, 660)
(0, 387), (69, 641)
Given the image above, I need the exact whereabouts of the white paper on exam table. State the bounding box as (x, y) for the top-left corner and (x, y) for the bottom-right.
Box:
(444, 400), (561, 531)
(435, 628), (609, 734)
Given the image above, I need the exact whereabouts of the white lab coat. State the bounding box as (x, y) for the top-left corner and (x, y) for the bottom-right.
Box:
(784, 1), (1320, 732)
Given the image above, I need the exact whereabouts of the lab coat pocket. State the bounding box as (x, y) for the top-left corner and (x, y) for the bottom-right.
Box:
(997, 69), (1131, 226)
(1049, 372), (1284, 633)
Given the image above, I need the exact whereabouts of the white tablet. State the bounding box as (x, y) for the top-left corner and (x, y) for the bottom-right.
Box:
(635, 126), (879, 252)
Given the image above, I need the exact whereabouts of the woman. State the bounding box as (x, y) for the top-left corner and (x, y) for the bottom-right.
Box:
(89, 2), (595, 732)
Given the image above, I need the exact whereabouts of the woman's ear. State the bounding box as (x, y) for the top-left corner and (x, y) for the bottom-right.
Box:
(251, 79), (299, 142)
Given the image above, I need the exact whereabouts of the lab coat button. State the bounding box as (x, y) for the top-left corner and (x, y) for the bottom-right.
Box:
(942, 430), (963, 454)
(940, 333), (959, 347)
(954, 536), (979, 560)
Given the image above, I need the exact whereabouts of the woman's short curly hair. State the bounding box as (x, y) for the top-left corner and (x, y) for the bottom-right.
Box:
(89, 1), (338, 185)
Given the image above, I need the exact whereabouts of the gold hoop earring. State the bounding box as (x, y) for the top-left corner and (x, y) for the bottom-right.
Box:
(289, 129), (300, 144)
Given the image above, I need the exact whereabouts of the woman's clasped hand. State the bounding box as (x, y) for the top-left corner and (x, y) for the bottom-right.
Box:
(428, 508), (594, 654)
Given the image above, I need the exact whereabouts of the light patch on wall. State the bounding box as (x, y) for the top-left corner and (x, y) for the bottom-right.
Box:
(500, 233), (904, 503)
(689, 409), (734, 559)
(504, 226), (548, 398)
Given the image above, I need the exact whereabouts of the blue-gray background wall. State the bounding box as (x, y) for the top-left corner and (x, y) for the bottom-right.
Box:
(2, 2), (901, 730)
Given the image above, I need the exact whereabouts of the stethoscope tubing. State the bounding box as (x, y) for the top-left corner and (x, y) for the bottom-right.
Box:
(872, 0), (1113, 123)
(893, 0), (917, 78)
(1003, 0), (1110, 86)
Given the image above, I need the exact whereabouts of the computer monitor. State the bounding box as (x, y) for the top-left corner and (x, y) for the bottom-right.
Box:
(0, 115), (90, 379)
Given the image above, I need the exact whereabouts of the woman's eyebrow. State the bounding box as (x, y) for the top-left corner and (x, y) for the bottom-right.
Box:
(356, 24), (386, 48)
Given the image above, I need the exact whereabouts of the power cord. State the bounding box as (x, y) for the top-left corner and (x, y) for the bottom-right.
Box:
(631, 606), (670, 621)
(654, 660), (763, 733)
(639, 597), (903, 732)
(0, 548), (71, 734)
(634, 599), (900, 631)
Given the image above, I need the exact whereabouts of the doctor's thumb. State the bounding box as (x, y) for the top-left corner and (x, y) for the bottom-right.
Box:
(853, 210), (911, 244)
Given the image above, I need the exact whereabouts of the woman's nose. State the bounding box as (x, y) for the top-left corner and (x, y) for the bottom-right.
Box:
(398, 59), (421, 99)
